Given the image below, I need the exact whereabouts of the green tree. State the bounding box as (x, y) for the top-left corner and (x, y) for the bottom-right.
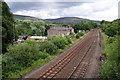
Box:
(44, 24), (51, 36)
(1, 1), (14, 53)
(72, 21), (98, 33)
(30, 20), (45, 36)
(15, 22), (33, 36)
(100, 19), (119, 37)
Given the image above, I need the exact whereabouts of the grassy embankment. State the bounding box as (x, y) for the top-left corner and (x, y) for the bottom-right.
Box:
(100, 33), (119, 79)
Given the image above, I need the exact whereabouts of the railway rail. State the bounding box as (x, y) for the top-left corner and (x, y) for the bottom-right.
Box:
(25, 29), (101, 79)
(68, 30), (99, 79)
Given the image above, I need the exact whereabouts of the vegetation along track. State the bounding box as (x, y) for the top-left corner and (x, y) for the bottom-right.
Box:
(24, 28), (101, 79)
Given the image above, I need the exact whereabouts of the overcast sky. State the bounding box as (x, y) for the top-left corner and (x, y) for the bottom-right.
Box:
(5, 0), (119, 21)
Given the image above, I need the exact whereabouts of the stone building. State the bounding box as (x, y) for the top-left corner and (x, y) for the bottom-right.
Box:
(47, 27), (74, 36)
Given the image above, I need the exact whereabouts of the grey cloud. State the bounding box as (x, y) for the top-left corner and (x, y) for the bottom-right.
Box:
(8, 2), (45, 12)
(7, 2), (83, 12)
(6, 0), (118, 21)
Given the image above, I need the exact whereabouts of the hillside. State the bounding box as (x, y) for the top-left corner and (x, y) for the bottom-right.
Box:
(45, 17), (101, 24)
(13, 14), (42, 22)
(13, 14), (101, 24)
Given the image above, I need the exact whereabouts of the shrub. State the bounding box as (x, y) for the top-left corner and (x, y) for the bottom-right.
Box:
(69, 33), (75, 38)
(65, 35), (72, 43)
(56, 49), (63, 54)
(101, 61), (119, 79)
(101, 35), (120, 79)
(2, 35), (73, 78)
(39, 41), (57, 55)
(25, 39), (36, 45)
(7, 43), (40, 67)
(76, 32), (84, 39)
(51, 36), (68, 49)
(106, 37), (115, 44)
(37, 52), (50, 59)
(2, 43), (50, 78)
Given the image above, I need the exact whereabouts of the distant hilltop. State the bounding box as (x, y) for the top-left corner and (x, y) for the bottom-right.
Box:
(13, 14), (42, 22)
(13, 14), (101, 24)
(45, 17), (101, 24)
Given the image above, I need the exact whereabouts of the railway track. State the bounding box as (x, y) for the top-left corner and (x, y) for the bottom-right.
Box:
(33, 29), (99, 80)
(25, 29), (101, 79)
(52, 29), (100, 79)
(68, 30), (99, 79)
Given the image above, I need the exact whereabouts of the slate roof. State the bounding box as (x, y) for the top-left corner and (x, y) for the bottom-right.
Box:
(49, 27), (73, 30)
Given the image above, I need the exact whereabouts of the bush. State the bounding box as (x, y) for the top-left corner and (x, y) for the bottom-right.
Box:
(56, 49), (63, 54)
(37, 52), (50, 59)
(2, 35), (73, 78)
(25, 39), (36, 45)
(106, 37), (115, 44)
(65, 35), (72, 43)
(50, 36), (69, 49)
(101, 61), (120, 79)
(76, 32), (84, 39)
(2, 43), (50, 78)
(101, 35), (120, 79)
(39, 41), (57, 55)
(69, 33), (75, 38)
(7, 43), (40, 66)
